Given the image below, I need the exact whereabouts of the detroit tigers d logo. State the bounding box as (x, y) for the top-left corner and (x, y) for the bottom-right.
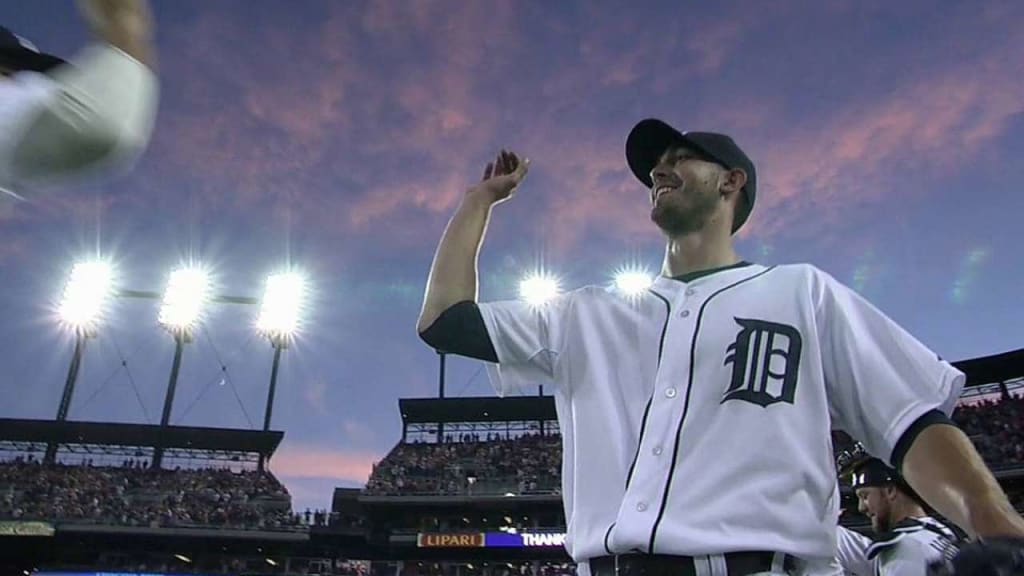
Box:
(721, 318), (802, 407)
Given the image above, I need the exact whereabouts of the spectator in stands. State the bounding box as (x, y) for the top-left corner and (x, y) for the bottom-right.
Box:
(0, 457), (301, 530)
(364, 432), (561, 496)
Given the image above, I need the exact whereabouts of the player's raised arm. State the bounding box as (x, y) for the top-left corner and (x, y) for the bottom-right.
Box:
(78, 0), (157, 69)
(416, 150), (529, 340)
(2, 0), (158, 196)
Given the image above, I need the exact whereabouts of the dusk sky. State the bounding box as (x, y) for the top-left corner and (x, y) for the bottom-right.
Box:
(1, 0), (1022, 513)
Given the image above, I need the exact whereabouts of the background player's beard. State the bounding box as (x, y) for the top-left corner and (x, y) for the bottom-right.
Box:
(650, 187), (719, 237)
(872, 502), (894, 533)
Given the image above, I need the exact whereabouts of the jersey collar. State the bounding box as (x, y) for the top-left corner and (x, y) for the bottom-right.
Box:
(669, 260), (754, 284)
(649, 260), (761, 301)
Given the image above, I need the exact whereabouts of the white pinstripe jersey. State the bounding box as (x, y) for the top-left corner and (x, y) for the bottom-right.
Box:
(836, 519), (960, 576)
(478, 262), (964, 574)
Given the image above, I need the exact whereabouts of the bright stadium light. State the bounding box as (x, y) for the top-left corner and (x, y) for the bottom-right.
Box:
(256, 271), (307, 343)
(158, 266), (210, 332)
(519, 272), (560, 307)
(57, 260), (115, 333)
(613, 267), (654, 298)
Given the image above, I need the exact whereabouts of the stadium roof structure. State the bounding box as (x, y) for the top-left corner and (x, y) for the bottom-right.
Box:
(399, 396), (556, 424)
(0, 418), (283, 463)
(954, 347), (1024, 387)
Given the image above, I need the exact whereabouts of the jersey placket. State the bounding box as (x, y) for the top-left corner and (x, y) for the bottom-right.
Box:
(619, 280), (703, 553)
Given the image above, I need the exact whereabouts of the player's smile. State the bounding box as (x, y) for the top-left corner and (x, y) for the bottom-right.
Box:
(651, 180), (683, 204)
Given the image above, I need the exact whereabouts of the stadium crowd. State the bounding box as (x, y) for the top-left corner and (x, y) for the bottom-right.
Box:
(366, 394), (1024, 497)
(365, 433), (561, 496)
(952, 395), (1024, 468)
(0, 456), (304, 529)
(36, 554), (371, 576)
(2, 393), (1023, 537)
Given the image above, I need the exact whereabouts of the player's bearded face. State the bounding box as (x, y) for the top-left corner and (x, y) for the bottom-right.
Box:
(649, 147), (725, 236)
(857, 487), (893, 533)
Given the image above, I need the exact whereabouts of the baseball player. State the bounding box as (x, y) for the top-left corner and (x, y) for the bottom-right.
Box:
(416, 119), (1024, 575)
(0, 0), (158, 202)
(833, 452), (960, 575)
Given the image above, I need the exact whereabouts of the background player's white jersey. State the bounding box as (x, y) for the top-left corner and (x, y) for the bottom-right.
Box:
(478, 263), (964, 571)
(836, 519), (959, 575)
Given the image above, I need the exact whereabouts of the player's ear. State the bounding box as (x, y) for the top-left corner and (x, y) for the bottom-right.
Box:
(720, 167), (747, 196)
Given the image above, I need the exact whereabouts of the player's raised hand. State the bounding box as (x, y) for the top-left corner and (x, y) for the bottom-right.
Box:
(77, 0), (156, 68)
(468, 149), (530, 206)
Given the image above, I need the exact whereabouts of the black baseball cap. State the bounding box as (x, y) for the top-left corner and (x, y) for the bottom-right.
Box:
(850, 458), (901, 489)
(0, 26), (65, 73)
(626, 118), (757, 233)
(850, 457), (927, 505)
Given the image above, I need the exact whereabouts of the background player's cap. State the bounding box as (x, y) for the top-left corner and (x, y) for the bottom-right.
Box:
(625, 118), (757, 234)
(0, 26), (66, 73)
(850, 457), (928, 506)
(849, 458), (901, 488)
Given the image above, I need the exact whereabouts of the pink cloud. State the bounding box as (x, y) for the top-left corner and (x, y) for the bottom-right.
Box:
(104, 0), (1024, 259)
(520, 128), (657, 252)
(746, 34), (1024, 238)
(143, 5), (358, 205)
(504, 24), (1024, 251)
(684, 20), (745, 73)
(271, 443), (379, 484)
(302, 377), (328, 415)
(0, 228), (30, 264)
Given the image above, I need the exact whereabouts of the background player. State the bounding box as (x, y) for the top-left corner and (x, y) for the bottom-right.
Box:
(834, 445), (960, 575)
(417, 121), (1024, 576)
(0, 0), (158, 202)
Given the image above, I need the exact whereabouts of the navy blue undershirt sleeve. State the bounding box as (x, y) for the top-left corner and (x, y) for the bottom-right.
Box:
(891, 409), (959, 472)
(418, 300), (499, 363)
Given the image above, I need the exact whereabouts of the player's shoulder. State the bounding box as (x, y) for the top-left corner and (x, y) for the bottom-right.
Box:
(768, 262), (834, 281)
(562, 284), (610, 301)
(768, 262), (864, 302)
(533, 284), (609, 311)
(749, 262), (838, 293)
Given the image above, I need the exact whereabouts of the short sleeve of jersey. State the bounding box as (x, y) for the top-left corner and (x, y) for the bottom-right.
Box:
(836, 526), (873, 576)
(478, 294), (572, 396)
(814, 268), (965, 465)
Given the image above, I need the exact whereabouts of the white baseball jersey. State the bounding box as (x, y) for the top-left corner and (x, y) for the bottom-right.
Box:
(836, 519), (959, 576)
(0, 44), (157, 200)
(478, 262), (964, 574)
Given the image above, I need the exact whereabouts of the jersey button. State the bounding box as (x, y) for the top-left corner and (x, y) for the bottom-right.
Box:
(680, 310), (690, 318)
(636, 502), (648, 512)
(652, 446), (663, 455)
(665, 388), (677, 398)
(685, 288), (696, 296)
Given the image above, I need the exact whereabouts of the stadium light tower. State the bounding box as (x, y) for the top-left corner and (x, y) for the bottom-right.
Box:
(153, 265), (210, 469)
(47, 260), (115, 463)
(256, 271), (306, 431)
(255, 271), (306, 471)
